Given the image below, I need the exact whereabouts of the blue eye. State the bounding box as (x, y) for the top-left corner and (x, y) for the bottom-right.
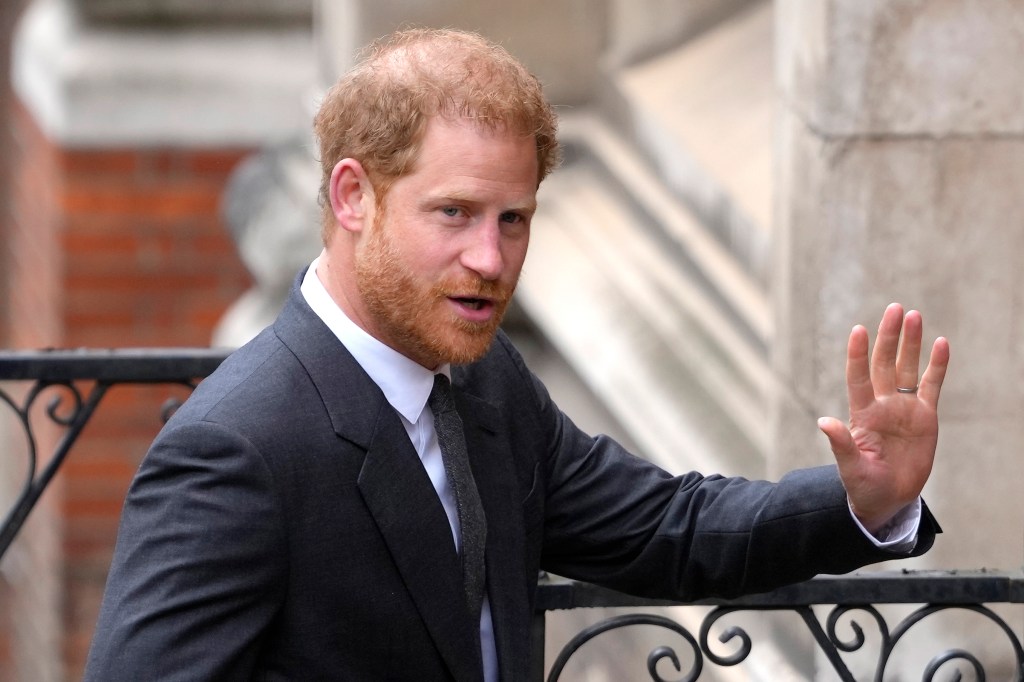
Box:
(441, 207), (461, 217)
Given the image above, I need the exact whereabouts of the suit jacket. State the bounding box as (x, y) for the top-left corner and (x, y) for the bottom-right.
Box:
(84, 276), (938, 681)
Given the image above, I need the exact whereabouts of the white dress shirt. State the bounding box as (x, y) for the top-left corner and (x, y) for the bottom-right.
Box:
(852, 499), (921, 551)
(300, 258), (498, 682)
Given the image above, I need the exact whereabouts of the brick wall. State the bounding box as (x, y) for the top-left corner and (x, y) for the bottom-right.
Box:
(2, 99), (253, 678)
(60, 141), (253, 678)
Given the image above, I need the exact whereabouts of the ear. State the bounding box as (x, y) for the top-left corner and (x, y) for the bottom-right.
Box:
(328, 159), (376, 234)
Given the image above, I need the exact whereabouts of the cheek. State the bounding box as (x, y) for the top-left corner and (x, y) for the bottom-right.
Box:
(413, 246), (454, 278)
(380, 226), (443, 274)
(502, 238), (530, 277)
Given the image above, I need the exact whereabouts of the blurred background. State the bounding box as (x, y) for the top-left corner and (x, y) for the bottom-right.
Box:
(1, 0), (1023, 679)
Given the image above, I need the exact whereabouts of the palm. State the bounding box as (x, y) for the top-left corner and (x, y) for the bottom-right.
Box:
(819, 304), (949, 533)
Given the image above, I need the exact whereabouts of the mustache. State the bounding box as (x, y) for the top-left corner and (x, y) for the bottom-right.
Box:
(435, 277), (515, 305)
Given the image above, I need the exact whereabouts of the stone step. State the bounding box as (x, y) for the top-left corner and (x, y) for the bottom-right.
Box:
(520, 115), (772, 474)
(604, 0), (774, 287)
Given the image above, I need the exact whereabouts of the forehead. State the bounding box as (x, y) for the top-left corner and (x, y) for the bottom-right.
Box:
(400, 116), (540, 200)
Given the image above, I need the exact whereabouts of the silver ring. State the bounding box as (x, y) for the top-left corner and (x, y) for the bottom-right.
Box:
(896, 385), (918, 394)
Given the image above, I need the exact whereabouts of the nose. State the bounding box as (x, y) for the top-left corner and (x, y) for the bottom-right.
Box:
(460, 221), (503, 281)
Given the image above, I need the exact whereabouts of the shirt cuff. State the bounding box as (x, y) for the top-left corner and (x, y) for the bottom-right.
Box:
(849, 498), (921, 553)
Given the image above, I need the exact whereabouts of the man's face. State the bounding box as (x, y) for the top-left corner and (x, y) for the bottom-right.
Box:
(354, 117), (539, 368)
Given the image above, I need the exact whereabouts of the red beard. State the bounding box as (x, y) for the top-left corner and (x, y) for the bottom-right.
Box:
(355, 220), (515, 368)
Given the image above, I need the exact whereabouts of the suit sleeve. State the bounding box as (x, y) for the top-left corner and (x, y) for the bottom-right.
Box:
(499, 341), (939, 601)
(83, 419), (287, 682)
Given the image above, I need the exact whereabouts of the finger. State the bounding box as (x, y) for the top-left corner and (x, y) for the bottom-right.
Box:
(917, 336), (950, 407)
(870, 302), (904, 394)
(895, 309), (923, 392)
(818, 416), (857, 466)
(846, 325), (874, 412)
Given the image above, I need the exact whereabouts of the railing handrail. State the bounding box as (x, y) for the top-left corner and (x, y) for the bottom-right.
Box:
(0, 347), (230, 382)
(536, 569), (1024, 610)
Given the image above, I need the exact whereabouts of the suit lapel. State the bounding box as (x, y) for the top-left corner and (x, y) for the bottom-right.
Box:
(358, 412), (484, 682)
(455, 380), (533, 682)
(273, 279), (484, 682)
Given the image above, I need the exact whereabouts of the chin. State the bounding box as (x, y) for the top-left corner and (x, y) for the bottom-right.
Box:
(429, 329), (499, 367)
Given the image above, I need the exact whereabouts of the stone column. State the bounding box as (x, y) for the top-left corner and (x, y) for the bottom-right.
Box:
(773, 0), (1024, 571)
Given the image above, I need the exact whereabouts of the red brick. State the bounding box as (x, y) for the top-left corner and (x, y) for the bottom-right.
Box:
(61, 452), (138, 480)
(59, 149), (138, 177)
(183, 148), (250, 176)
(62, 184), (223, 220)
(62, 230), (141, 255)
(63, 494), (130, 518)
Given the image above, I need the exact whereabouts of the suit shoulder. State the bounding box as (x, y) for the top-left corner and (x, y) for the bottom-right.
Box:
(169, 330), (316, 430)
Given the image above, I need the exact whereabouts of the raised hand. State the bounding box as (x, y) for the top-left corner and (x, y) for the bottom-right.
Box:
(817, 303), (950, 534)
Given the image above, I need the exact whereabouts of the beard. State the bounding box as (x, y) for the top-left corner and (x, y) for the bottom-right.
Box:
(355, 217), (516, 368)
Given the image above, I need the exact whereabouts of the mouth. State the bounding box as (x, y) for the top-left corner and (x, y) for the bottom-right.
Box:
(440, 277), (510, 324)
(452, 296), (489, 311)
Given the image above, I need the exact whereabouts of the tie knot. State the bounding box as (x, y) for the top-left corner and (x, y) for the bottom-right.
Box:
(429, 373), (455, 415)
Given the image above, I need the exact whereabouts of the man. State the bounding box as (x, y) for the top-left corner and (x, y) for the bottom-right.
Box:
(84, 28), (949, 681)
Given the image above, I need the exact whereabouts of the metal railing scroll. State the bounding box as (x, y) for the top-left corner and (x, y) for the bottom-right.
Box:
(534, 572), (1024, 681)
(0, 348), (228, 559)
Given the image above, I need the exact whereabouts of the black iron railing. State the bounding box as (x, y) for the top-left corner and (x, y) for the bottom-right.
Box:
(535, 572), (1024, 681)
(0, 348), (228, 558)
(2, 349), (1022, 681)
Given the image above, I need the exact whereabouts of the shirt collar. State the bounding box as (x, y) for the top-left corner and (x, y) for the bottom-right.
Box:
(300, 256), (449, 423)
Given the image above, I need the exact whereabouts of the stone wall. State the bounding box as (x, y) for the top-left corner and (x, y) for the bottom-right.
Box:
(773, 0), (1024, 574)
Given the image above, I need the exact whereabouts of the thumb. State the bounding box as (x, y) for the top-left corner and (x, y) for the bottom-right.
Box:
(818, 417), (858, 467)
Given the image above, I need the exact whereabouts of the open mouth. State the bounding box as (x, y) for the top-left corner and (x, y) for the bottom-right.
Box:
(453, 297), (487, 311)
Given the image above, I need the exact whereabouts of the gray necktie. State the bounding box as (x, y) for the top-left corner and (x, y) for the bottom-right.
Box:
(429, 373), (487, 624)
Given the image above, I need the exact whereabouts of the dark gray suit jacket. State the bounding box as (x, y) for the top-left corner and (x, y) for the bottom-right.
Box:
(84, 276), (938, 681)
